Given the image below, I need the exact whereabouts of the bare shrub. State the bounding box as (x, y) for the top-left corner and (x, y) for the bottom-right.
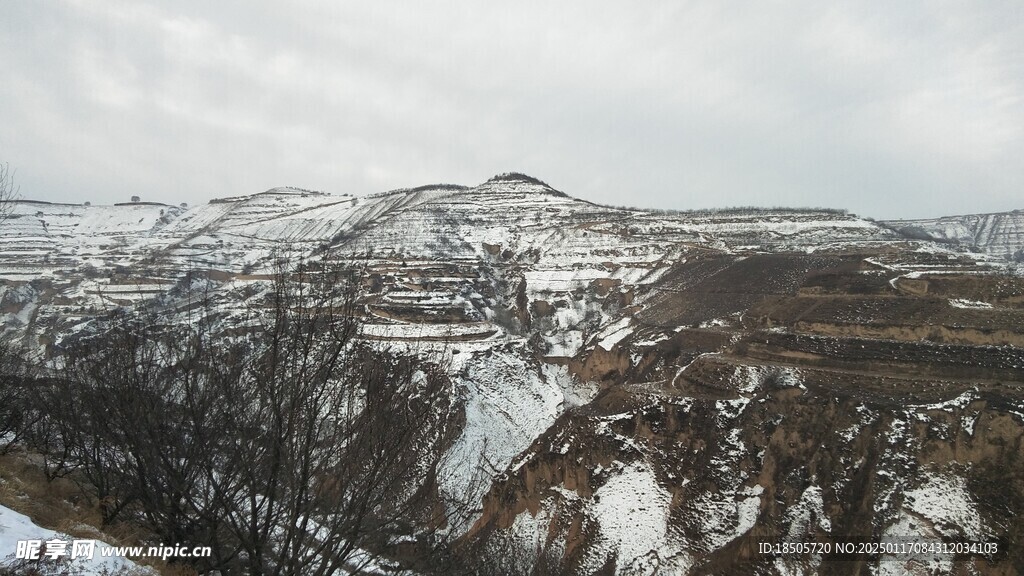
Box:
(28, 257), (460, 575)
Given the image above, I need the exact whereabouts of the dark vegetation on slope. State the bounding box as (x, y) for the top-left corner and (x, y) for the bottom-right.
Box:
(485, 173), (567, 197)
(605, 204), (851, 216)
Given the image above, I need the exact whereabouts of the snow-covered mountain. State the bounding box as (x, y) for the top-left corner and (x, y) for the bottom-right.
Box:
(2, 174), (1022, 574)
(0, 174), (908, 349)
(884, 209), (1024, 260)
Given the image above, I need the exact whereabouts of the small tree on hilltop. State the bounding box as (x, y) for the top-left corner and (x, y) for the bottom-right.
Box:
(0, 162), (19, 225)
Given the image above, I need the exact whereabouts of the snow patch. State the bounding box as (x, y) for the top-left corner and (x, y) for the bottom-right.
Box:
(587, 461), (690, 575)
(690, 484), (763, 551)
(0, 504), (152, 575)
(596, 317), (633, 351)
(948, 298), (993, 309)
(784, 485), (831, 538)
(913, 390), (975, 413)
(904, 473), (984, 540)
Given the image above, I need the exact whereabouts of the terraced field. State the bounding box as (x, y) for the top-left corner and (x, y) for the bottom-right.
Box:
(2, 174), (1022, 574)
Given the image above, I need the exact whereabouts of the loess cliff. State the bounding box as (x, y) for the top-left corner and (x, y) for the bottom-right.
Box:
(1, 174), (1022, 575)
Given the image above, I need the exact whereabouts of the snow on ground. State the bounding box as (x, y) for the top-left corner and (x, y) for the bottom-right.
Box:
(0, 504), (152, 574)
(913, 390), (976, 413)
(544, 329), (584, 357)
(872, 416), (916, 519)
(733, 484), (764, 539)
(784, 485), (831, 538)
(698, 317), (729, 328)
(583, 461), (691, 575)
(502, 500), (563, 570)
(878, 512), (952, 575)
(595, 317), (633, 351)
(439, 345), (576, 532)
(773, 485), (829, 576)
(730, 365), (766, 394)
(903, 472), (984, 540)
(6, 179), (1009, 574)
(545, 362), (598, 409)
(668, 395), (761, 555)
(689, 484), (763, 553)
(359, 321), (496, 341)
(715, 397), (751, 422)
(948, 298), (993, 309)
(524, 268), (610, 293)
(962, 413), (979, 436)
(873, 467), (988, 574)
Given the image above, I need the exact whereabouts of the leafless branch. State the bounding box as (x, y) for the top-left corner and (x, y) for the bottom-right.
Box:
(22, 254), (462, 575)
(0, 162), (19, 225)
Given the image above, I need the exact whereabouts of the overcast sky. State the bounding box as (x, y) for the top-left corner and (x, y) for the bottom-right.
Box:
(1, 1), (1021, 219)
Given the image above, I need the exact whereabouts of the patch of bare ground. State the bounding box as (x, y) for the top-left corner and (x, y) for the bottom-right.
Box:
(0, 450), (196, 576)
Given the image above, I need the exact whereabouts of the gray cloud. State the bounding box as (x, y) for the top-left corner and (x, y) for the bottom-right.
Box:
(1, 0), (1021, 218)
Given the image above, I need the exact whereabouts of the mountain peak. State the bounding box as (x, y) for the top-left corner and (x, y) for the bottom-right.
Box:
(483, 172), (567, 197)
(485, 172), (551, 187)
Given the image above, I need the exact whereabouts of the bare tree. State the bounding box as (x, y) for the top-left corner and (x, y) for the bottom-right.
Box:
(0, 162), (18, 225)
(35, 256), (461, 575)
(0, 339), (33, 454)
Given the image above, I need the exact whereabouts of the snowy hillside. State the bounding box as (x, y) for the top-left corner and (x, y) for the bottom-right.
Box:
(2, 174), (1022, 574)
(885, 209), (1024, 260)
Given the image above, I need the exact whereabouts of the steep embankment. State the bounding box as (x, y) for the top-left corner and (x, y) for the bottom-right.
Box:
(468, 250), (1024, 574)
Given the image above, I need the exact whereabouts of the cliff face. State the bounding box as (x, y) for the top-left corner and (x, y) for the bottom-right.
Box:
(469, 253), (1024, 574)
(473, 369), (1024, 574)
(2, 176), (1022, 574)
